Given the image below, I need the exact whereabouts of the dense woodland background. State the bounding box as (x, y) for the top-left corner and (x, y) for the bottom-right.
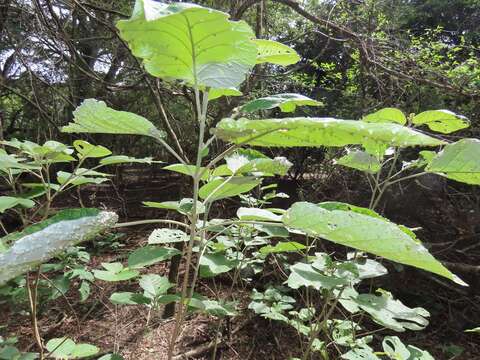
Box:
(1, 0), (480, 359)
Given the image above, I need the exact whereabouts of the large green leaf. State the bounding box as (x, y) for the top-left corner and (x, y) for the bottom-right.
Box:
(335, 150), (381, 174)
(46, 338), (99, 359)
(0, 197), (35, 213)
(117, 0), (257, 89)
(426, 138), (480, 185)
(73, 140), (111, 159)
(254, 39), (300, 65)
(362, 108), (406, 125)
(127, 246), (181, 268)
(214, 117), (445, 148)
(62, 99), (165, 139)
(199, 176), (261, 202)
(412, 110), (469, 134)
(199, 253), (237, 277)
(283, 202), (465, 285)
(240, 94), (322, 113)
(0, 209), (117, 285)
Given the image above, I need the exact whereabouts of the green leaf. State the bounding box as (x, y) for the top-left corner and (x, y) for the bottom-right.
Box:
(287, 262), (349, 290)
(0, 209), (117, 286)
(199, 253), (237, 277)
(362, 108), (406, 125)
(412, 110), (469, 134)
(283, 202), (466, 285)
(93, 262), (139, 282)
(148, 228), (188, 244)
(143, 201), (180, 211)
(254, 39), (300, 65)
(98, 354), (124, 360)
(259, 241), (306, 255)
(0, 197), (35, 213)
(225, 149), (292, 176)
(465, 327), (480, 333)
(237, 207), (282, 222)
(341, 345), (380, 360)
(57, 170), (110, 187)
(163, 164), (209, 180)
(240, 93), (322, 113)
(335, 150), (381, 174)
(78, 281), (90, 303)
(199, 176), (261, 202)
(46, 338), (99, 359)
(426, 138), (480, 185)
(139, 274), (172, 299)
(208, 88), (242, 100)
(110, 292), (151, 305)
(62, 99), (165, 139)
(339, 289), (430, 332)
(127, 246), (181, 269)
(214, 117), (445, 148)
(73, 140), (111, 159)
(117, 0), (257, 89)
(100, 155), (154, 165)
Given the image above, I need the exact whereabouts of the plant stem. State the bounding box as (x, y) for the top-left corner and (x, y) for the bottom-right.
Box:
(27, 267), (44, 360)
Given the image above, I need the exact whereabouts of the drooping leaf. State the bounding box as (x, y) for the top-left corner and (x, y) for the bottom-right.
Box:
(117, 0), (257, 89)
(73, 140), (111, 159)
(362, 108), (406, 125)
(259, 241), (306, 255)
(148, 228), (188, 244)
(127, 246), (181, 268)
(237, 207), (282, 222)
(46, 338), (99, 359)
(254, 39), (300, 65)
(240, 94), (322, 113)
(93, 262), (139, 282)
(0, 197), (35, 213)
(412, 110), (469, 134)
(283, 202), (465, 285)
(199, 253), (237, 277)
(426, 138), (480, 185)
(0, 209), (117, 285)
(62, 99), (165, 139)
(100, 155), (154, 165)
(109, 292), (151, 305)
(214, 117), (445, 148)
(335, 150), (381, 174)
(199, 176), (261, 202)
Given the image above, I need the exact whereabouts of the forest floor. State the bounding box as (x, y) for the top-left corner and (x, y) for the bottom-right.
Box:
(1, 168), (479, 359)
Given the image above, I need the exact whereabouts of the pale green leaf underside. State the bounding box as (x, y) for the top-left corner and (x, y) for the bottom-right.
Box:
(283, 202), (465, 285)
(117, 0), (257, 89)
(199, 176), (261, 202)
(426, 138), (480, 185)
(413, 109), (470, 134)
(254, 39), (300, 65)
(240, 93), (322, 113)
(148, 228), (188, 244)
(335, 150), (381, 174)
(62, 99), (165, 139)
(214, 117), (445, 148)
(100, 155), (154, 165)
(362, 107), (406, 125)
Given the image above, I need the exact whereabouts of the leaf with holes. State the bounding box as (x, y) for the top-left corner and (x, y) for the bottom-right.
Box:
(412, 109), (469, 134)
(148, 228), (188, 244)
(254, 39), (300, 65)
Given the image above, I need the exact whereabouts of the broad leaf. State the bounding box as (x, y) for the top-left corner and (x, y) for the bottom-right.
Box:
(237, 207), (282, 222)
(0, 197), (35, 213)
(117, 0), (257, 89)
(383, 336), (434, 360)
(199, 253), (237, 277)
(73, 140), (111, 159)
(57, 170), (110, 187)
(362, 108), (406, 125)
(110, 292), (151, 305)
(412, 109), (469, 134)
(225, 149), (292, 176)
(127, 246), (181, 268)
(287, 262), (349, 290)
(148, 228), (188, 244)
(240, 94), (322, 113)
(93, 262), (139, 282)
(254, 39), (300, 65)
(100, 155), (154, 165)
(208, 88), (242, 100)
(283, 202), (465, 285)
(259, 241), (306, 255)
(339, 288), (429, 332)
(46, 338), (99, 359)
(214, 117), (445, 148)
(335, 150), (381, 174)
(63, 99), (165, 139)
(199, 176), (261, 202)
(163, 164), (209, 180)
(426, 138), (480, 185)
(0, 209), (117, 285)
(139, 274), (172, 299)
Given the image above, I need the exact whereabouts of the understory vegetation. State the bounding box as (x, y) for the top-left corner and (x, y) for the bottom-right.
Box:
(0, 1), (479, 359)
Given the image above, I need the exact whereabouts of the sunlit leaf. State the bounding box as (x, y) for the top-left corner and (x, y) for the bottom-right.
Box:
(362, 107), (406, 125)
(214, 117), (445, 148)
(208, 88), (242, 100)
(117, 0), (257, 89)
(283, 202), (466, 285)
(93, 262), (139, 282)
(335, 150), (381, 174)
(100, 155), (154, 165)
(254, 39), (300, 65)
(237, 207), (282, 222)
(0, 197), (35, 213)
(259, 241), (306, 255)
(73, 140), (111, 159)
(240, 94), (322, 113)
(412, 109), (469, 134)
(199, 176), (261, 202)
